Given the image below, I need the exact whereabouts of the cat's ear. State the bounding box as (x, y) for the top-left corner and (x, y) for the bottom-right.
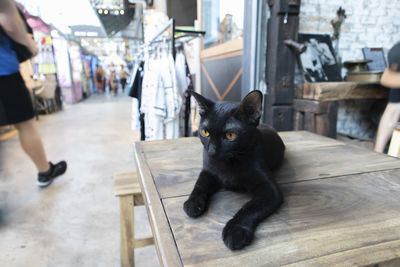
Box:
(238, 90), (263, 125)
(189, 91), (214, 116)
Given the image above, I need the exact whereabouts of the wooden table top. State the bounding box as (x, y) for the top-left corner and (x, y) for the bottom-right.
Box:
(134, 131), (400, 267)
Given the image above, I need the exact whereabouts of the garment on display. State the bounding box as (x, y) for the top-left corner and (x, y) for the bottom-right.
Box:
(129, 19), (205, 141)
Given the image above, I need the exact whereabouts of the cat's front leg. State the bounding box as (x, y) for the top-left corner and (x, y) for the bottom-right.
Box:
(183, 170), (221, 218)
(222, 181), (283, 250)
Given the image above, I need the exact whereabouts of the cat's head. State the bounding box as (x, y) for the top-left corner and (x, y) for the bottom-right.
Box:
(190, 90), (263, 160)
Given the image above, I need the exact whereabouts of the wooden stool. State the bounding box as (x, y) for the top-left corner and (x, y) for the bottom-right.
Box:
(388, 125), (400, 158)
(114, 170), (154, 267)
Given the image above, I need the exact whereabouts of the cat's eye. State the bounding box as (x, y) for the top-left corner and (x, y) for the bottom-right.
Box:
(225, 132), (237, 141)
(201, 129), (210, 137)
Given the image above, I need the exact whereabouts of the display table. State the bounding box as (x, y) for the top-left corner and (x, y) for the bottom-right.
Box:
(134, 131), (400, 266)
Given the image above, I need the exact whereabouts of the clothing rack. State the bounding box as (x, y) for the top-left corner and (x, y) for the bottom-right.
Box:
(131, 18), (205, 138)
(145, 18), (205, 60)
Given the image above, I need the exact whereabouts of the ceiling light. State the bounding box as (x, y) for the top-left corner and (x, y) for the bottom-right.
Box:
(104, 10), (108, 15)
(120, 10), (125, 15)
(98, 9), (103, 14)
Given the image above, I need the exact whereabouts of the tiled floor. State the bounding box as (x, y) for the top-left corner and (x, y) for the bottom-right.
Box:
(0, 92), (159, 266)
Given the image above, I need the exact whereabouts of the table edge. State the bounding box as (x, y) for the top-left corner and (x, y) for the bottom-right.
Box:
(134, 142), (183, 267)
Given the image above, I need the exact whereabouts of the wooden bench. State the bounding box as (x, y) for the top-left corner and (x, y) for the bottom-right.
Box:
(114, 170), (154, 267)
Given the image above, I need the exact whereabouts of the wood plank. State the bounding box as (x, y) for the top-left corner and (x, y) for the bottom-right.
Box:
(278, 131), (344, 148)
(294, 112), (304, 131)
(296, 82), (389, 101)
(315, 113), (330, 137)
(304, 112), (315, 132)
(145, 139), (400, 198)
(201, 50), (243, 62)
(120, 195), (135, 267)
(327, 101), (339, 138)
(133, 142), (183, 267)
(272, 106), (293, 131)
(114, 170), (141, 197)
(200, 39), (243, 60)
(388, 127), (400, 158)
(277, 144), (400, 184)
(284, 240), (400, 267)
(139, 133), (399, 199)
(162, 169), (400, 267)
(293, 99), (331, 114)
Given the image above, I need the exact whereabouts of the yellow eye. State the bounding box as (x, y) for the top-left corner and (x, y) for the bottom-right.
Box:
(201, 129), (210, 137)
(225, 132), (237, 140)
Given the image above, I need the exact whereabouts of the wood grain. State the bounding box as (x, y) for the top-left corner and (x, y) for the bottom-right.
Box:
(295, 82), (389, 101)
(200, 38), (243, 61)
(163, 169), (400, 267)
(114, 170), (141, 197)
(139, 132), (400, 199)
(294, 112), (304, 131)
(293, 99), (331, 114)
(120, 195), (135, 267)
(134, 143), (183, 267)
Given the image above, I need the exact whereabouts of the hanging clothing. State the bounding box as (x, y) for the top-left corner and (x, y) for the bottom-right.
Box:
(140, 50), (181, 141)
(129, 61), (145, 140)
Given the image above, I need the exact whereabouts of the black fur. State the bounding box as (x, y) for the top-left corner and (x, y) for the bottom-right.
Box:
(184, 90), (285, 250)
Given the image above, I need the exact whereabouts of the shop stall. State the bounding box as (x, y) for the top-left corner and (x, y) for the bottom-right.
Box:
(198, 0), (244, 102)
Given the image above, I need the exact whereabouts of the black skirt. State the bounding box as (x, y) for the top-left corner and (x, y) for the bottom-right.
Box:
(0, 72), (34, 126)
(388, 88), (400, 103)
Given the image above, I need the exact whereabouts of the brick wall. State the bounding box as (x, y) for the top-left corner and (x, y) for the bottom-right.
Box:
(298, 0), (399, 140)
(299, 0), (400, 62)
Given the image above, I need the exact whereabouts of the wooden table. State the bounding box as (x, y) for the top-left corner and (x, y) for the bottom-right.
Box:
(293, 82), (389, 138)
(134, 131), (400, 267)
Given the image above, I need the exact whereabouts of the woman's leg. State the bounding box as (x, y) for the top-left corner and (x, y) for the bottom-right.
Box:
(14, 118), (50, 172)
(374, 102), (400, 153)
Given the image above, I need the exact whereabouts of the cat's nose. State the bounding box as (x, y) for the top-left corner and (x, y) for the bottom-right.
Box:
(207, 145), (217, 157)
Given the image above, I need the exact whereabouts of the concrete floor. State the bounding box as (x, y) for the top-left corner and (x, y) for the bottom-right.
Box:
(0, 93), (159, 267)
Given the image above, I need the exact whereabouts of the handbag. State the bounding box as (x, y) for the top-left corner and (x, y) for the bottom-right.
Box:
(9, 7), (34, 62)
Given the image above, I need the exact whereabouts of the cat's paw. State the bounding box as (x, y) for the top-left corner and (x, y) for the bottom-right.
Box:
(222, 219), (254, 250)
(183, 197), (207, 218)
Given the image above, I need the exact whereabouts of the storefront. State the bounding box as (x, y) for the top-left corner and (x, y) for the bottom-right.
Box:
(198, 0), (245, 102)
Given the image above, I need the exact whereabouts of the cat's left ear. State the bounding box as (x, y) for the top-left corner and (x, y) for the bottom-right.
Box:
(189, 90), (214, 116)
(238, 90), (263, 125)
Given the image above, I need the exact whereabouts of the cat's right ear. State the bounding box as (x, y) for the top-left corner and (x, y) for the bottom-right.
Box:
(189, 91), (214, 116)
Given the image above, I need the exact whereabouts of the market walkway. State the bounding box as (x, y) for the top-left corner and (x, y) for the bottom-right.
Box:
(0, 93), (159, 266)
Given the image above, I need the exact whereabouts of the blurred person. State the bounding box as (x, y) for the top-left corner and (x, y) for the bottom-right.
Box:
(374, 42), (400, 153)
(94, 64), (104, 94)
(119, 65), (128, 93)
(109, 70), (118, 96)
(0, 0), (67, 187)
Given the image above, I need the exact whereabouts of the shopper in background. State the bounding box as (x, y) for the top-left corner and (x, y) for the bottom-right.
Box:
(119, 65), (128, 93)
(94, 64), (104, 94)
(374, 42), (400, 153)
(109, 70), (118, 96)
(0, 0), (67, 187)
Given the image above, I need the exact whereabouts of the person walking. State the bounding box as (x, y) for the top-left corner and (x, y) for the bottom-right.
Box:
(119, 65), (128, 93)
(374, 42), (400, 153)
(0, 0), (67, 187)
(94, 64), (104, 94)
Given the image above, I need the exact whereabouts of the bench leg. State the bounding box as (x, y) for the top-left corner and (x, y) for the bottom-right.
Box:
(120, 195), (135, 267)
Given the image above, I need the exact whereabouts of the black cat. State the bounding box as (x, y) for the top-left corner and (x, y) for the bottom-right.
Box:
(183, 90), (285, 250)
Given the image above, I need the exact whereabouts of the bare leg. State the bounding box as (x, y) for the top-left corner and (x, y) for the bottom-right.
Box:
(374, 103), (400, 153)
(14, 118), (50, 172)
